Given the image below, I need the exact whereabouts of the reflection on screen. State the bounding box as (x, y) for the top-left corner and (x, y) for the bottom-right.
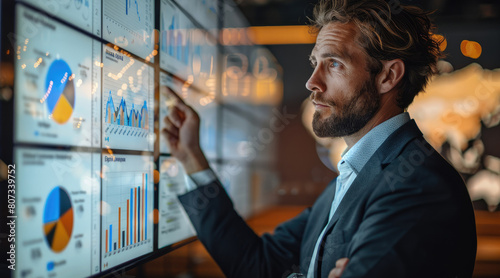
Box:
(159, 72), (217, 158)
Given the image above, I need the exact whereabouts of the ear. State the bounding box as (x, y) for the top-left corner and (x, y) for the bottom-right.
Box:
(376, 59), (405, 94)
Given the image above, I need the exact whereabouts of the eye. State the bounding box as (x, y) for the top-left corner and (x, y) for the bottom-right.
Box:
(330, 61), (340, 68)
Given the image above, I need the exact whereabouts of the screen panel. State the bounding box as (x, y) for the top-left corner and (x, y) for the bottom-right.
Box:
(18, 0), (101, 36)
(158, 71), (178, 154)
(159, 0), (193, 80)
(14, 147), (100, 278)
(158, 156), (196, 249)
(102, 0), (155, 60)
(100, 153), (154, 271)
(175, 0), (218, 35)
(14, 5), (101, 147)
(102, 45), (154, 152)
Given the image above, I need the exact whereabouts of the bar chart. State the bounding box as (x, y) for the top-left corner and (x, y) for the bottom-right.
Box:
(101, 154), (153, 270)
(104, 173), (148, 254)
(160, 0), (193, 79)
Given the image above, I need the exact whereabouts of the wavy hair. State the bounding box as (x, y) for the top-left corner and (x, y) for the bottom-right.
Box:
(311, 0), (442, 109)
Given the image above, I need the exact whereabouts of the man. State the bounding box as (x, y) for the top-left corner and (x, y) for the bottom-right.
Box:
(162, 0), (477, 277)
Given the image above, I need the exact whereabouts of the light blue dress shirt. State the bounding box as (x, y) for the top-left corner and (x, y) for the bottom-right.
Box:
(306, 112), (410, 277)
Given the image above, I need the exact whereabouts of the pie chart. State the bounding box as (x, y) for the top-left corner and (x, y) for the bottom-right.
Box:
(43, 186), (74, 253)
(45, 59), (75, 124)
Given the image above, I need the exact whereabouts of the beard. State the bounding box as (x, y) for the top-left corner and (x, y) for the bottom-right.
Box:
(311, 77), (380, 138)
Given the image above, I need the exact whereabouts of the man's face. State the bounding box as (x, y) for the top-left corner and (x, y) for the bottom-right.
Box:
(306, 22), (380, 138)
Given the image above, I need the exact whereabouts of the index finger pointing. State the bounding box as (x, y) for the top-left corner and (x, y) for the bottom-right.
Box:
(161, 86), (185, 105)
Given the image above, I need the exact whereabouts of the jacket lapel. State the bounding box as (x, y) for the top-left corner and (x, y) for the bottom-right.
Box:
(301, 178), (337, 273)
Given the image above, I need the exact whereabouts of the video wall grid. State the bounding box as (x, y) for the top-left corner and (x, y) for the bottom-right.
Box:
(6, 0), (282, 277)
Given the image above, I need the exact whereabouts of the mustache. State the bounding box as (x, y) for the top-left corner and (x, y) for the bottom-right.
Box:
(309, 92), (336, 107)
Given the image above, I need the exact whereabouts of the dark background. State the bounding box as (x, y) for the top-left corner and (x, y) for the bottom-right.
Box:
(233, 0), (500, 205)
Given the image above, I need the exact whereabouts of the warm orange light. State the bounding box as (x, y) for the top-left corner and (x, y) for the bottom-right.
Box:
(153, 208), (159, 224)
(432, 34), (447, 52)
(461, 40), (482, 59)
(153, 169), (160, 184)
(247, 25), (317, 45)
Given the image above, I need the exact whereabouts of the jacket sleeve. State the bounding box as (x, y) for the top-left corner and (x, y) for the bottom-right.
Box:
(178, 179), (310, 278)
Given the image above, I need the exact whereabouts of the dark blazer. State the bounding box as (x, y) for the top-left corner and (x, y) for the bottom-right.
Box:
(179, 120), (477, 278)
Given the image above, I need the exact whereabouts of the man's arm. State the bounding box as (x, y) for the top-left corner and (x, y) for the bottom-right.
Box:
(179, 180), (309, 277)
(162, 86), (308, 277)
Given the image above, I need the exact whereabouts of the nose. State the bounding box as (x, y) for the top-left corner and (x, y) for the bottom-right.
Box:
(305, 67), (325, 93)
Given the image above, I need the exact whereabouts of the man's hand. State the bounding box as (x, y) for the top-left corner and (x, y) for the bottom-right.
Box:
(161, 86), (209, 174)
(328, 258), (349, 278)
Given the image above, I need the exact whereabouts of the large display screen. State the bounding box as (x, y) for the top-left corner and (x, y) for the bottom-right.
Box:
(6, 0), (283, 277)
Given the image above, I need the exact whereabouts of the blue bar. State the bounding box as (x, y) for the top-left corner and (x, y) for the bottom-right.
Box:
(137, 187), (140, 242)
(109, 224), (112, 252)
(126, 0), (128, 15)
(130, 188), (133, 245)
(145, 174), (147, 240)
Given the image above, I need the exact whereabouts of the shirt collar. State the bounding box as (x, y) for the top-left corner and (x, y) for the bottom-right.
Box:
(338, 112), (411, 174)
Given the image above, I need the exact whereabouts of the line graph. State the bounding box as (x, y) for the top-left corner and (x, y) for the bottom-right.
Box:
(102, 46), (154, 151)
(125, 0), (141, 21)
(105, 91), (149, 130)
(103, 0), (153, 59)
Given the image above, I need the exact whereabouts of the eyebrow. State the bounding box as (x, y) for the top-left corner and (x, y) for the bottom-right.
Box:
(309, 50), (351, 63)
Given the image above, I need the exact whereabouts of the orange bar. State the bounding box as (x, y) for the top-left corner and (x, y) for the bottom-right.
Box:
(118, 207), (121, 249)
(127, 200), (129, 246)
(142, 173), (145, 241)
(106, 230), (108, 253)
(134, 188), (137, 244)
(246, 26), (317, 45)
